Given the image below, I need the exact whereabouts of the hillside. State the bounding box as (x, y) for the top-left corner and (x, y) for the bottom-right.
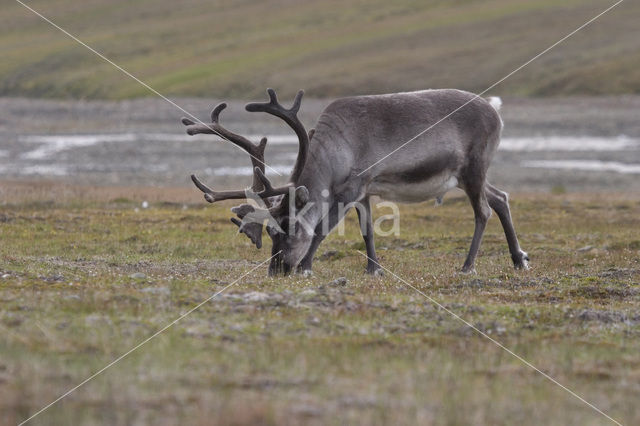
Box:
(2, 0), (639, 99)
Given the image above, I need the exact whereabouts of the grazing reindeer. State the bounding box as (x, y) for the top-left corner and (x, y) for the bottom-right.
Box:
(182, 88), (529, 275)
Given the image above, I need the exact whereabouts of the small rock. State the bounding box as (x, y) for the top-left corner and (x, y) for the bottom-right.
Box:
(338, 395), (378, 408)
(142, 201), (149, 209)
(578, 309), (627, 323)
(299, 289), (317, 298)
(307, 316), (321, 326)
(577, 245), (594, 252)
(243, 291), (271, 302)
(345, 301), (358, 311)
(42, 274), (64, 283)
(328, 277), (347, 287)
(141, 286), (170, 295)
(85, 314), (112, 326)
(129, 272), (147, 279)
(1, 274), (10, 279)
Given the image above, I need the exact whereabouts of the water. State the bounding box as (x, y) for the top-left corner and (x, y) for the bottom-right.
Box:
(3, 133), (640, 179)
(522, 160), (640, 174)
(19, 133), (298, 160)
(499, 135), (638, 152)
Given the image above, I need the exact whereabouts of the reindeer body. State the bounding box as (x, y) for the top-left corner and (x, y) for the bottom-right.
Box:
(184, 88), (528, 275)
(300, 89), (499, 203)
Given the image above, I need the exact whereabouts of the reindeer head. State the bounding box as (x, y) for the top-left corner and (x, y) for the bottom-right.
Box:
(182, 89), (313, 275)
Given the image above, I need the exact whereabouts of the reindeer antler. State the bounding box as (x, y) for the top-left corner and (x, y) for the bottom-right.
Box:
(183, 90), (310, 249)
(182, 103), (268, 193)
(246, 89), (309, 183)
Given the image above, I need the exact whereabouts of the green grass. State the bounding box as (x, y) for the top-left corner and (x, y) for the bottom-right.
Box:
(1, 185), (639, 424)
(2, 0), (639, 99)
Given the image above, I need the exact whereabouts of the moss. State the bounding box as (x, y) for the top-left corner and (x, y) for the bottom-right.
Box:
(1, 191), (639, 424)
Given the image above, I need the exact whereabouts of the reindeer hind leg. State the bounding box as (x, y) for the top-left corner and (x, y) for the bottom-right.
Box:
(460, 177), (492, 274)
(485, 183), (529, 269)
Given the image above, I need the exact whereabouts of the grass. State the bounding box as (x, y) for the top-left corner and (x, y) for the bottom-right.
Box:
(2, 0), (639, 99)
(1, 183), (640, 425)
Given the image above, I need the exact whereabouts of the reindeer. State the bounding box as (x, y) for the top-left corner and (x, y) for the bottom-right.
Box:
(181, 88), (529, 276)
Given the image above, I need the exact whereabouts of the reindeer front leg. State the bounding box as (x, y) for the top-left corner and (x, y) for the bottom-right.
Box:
(297, 232), (326, 276)
(296, 200), (342, 275)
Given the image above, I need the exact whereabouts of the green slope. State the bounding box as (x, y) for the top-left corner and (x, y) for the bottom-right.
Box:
(2, 0), (638, 99)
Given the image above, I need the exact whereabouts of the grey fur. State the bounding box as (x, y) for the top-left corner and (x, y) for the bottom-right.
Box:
(282, 89), (528, 275)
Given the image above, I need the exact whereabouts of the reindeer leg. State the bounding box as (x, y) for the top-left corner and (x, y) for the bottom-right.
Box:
(485, 183), (529, 269)
(461, 183), (491, 274)
(298, 194), (376, 276)
(356, 196), (382, 275)
(297, 202), (341, 275)
(297, 232), (326, 276)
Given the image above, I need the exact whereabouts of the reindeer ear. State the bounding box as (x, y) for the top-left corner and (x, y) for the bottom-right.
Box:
(231, 218), (263, 249)
(230, 204), (264, 249)
(294, 186), (309, 209)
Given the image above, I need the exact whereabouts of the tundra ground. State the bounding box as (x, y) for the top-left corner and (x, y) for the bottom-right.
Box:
(1, 184), (639, 425)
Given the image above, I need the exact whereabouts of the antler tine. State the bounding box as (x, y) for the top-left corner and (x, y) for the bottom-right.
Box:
(190, 174), (250, 203)
(254, 167), (292, 198)
(210, 102), (227, 123)
(290, 90), (303, 114)
(182, 102), (255, 153)
(245, 88), (309, 183)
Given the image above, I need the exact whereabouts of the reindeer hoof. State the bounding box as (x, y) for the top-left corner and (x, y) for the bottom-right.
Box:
(301, 269), (314, 278)
(513, 251), (530, 270)
(366, 268), (383, 277)
(460, 267), (477, 275)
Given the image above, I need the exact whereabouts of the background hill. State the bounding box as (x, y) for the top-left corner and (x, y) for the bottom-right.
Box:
(2, 0), (639, 99)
